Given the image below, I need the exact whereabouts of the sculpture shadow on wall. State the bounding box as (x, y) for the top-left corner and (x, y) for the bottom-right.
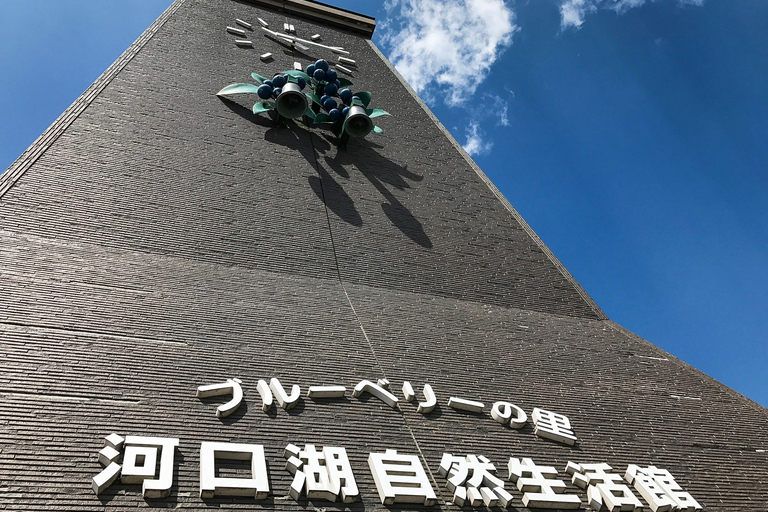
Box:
(219, 96), (275, 129)
(219, 96), (431, 248)
(308, 156), (363, 228)
(314, 133), (432, 249)
(219, 95), (319, 175)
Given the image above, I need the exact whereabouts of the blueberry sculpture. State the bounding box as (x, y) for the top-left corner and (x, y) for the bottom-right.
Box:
(217, 58), (390, 147)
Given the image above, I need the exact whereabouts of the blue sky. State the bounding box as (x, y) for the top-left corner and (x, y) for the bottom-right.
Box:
(1, 0), (766, 407)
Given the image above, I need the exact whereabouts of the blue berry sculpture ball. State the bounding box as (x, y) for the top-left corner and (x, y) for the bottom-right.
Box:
(315, 59), (329, 72)
(323, 97), (337, 111)
(324, 83), (338, 97)
(296, 77), (306, 90)
(325, 69), (338, 82)
(272, 75), (287, 88)
(264, 80), (273, 88)
(257, 84), (273, 99)
(342, 106), (350, 117)
(306, 64), (316, 76)
(320, 95), (330, 105)
(313, 68), (326, 81)
(339, 88), (353, 104)
(328, 108), (341, 121)
(272, 87), (282, 98)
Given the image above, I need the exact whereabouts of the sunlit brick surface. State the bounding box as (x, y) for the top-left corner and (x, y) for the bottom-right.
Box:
(1, 0), (766, 510)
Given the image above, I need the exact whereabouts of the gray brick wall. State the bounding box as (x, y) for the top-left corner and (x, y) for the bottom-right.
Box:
(0, 0), (766, 510)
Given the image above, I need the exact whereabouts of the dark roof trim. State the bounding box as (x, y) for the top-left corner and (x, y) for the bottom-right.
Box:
(242, 0), (376, 38)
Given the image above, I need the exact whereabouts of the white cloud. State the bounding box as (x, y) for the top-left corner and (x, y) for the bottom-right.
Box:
(559, 0), (705, 30)
(483, 93), (510, 126)
(560, 0), (596, 29)
(462, 121), (493, 156)
(613, 0), (648, 13)
(381, 0), (517, 106)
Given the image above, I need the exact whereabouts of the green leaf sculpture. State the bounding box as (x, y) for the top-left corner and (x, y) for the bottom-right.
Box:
(217, 83), (263, 96)
(253, 101), (275, 114)
(284, 70), (312, 82)
(305, 93), (322, 107)
(366, 108), (390, 119)
(353, 91), (372, 108)
(251, 73), (268, 84)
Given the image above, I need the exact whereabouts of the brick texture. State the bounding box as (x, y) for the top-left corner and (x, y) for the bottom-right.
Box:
(0, 0), (766, 510)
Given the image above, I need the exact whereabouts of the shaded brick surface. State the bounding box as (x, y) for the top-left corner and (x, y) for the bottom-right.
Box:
(0, 0), (766, 510)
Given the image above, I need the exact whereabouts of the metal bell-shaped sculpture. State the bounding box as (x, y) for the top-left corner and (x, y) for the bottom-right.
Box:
(275, 82), (309, 119)
(344, 105), (373, 138)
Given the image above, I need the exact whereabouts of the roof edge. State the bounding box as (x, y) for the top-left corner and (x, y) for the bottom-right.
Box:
(366, 39), (608, 321)
(240, 0), (376, 38)
(606, 320), (768, 415)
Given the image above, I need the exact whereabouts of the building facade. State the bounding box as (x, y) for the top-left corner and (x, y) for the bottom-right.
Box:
(1, 0), (766, 510)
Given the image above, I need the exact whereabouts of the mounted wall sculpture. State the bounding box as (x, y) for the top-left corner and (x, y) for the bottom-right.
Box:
(218, 58), (390, 148)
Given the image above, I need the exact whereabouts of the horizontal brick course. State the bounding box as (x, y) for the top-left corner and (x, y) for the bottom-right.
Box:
(0, 0), (766, 510)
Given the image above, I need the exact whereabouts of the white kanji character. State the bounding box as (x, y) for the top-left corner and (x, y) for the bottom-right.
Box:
(200, 442), (269, 498)
(368, 449), (437, 505)
(508, 457), (581, 509)
(353, 379), (399, 408)
(490, 401), (527, 429)
(402, 381), (437, 413)
(625, 465), (702, 512)
(565, 461), (642, 511)
(196, 378), (243, 418)
(532, 407), (578, 445)
(324, 446), (359, 502)
(121, 435), (179, 498)
(284, 443), (358, 502)
(439, 453), (513, 507)
(92, 433), (124, 495)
